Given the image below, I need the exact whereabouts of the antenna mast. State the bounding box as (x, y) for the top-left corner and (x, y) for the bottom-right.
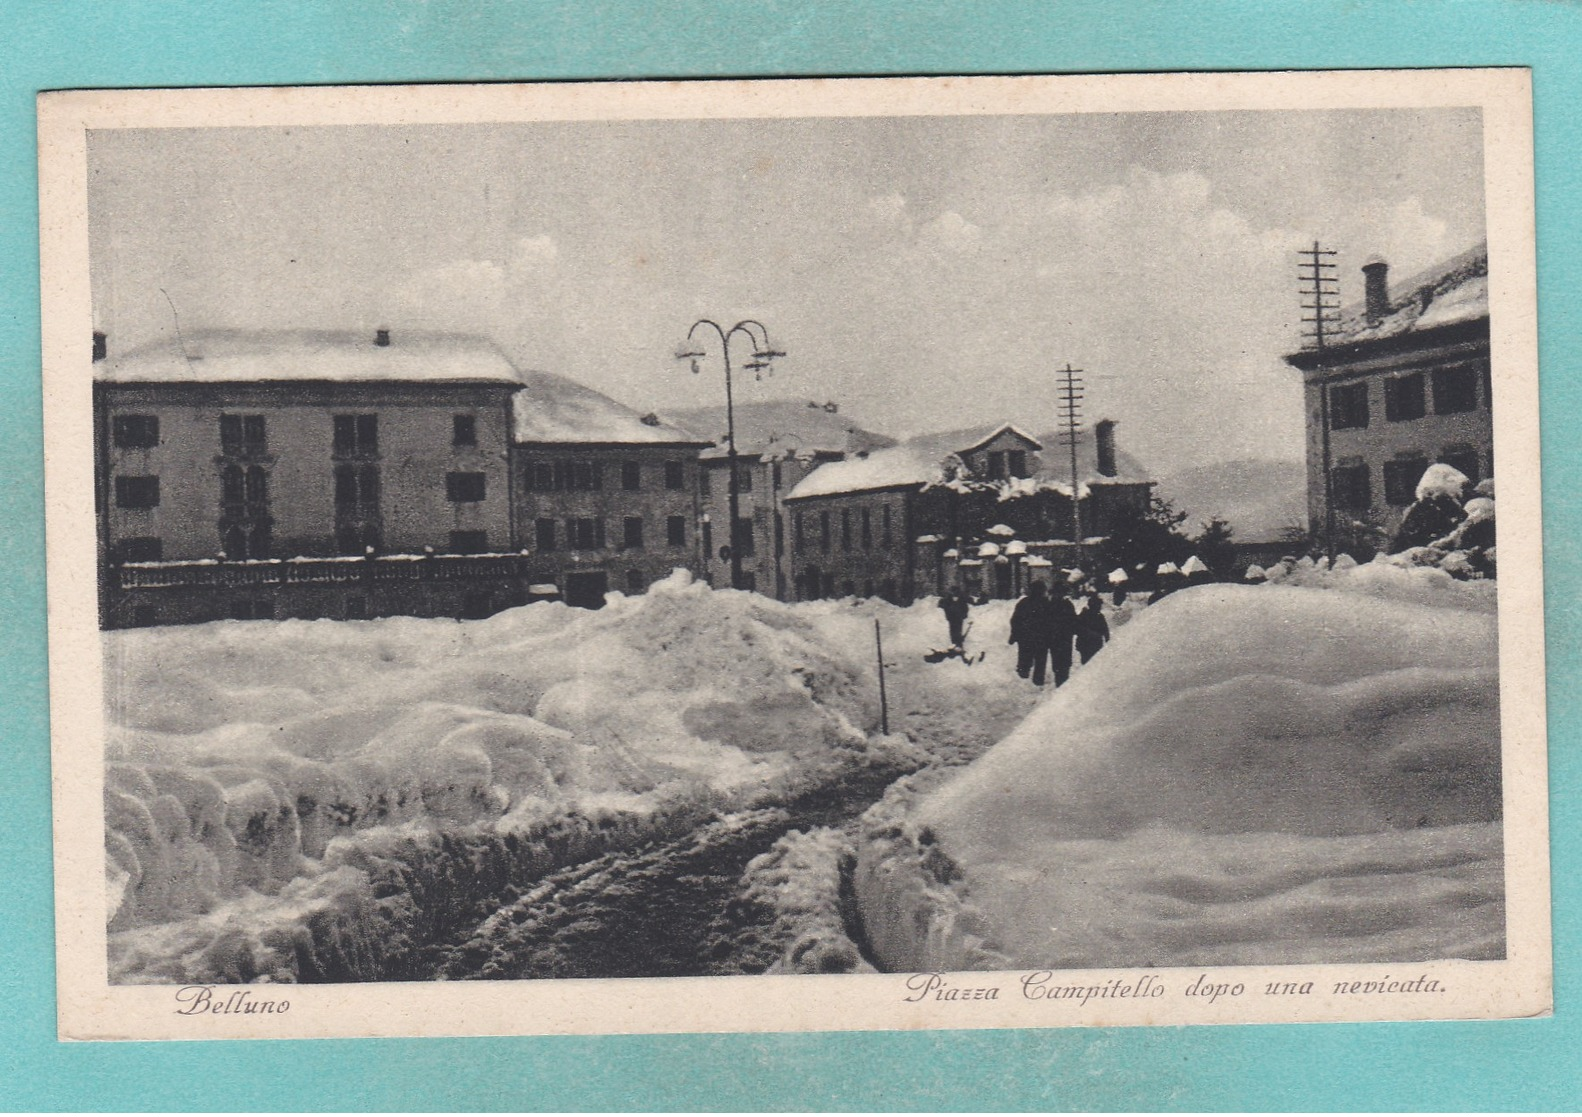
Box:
(1298, 242), (1341, 562)
(1057, 362), (1086, 562)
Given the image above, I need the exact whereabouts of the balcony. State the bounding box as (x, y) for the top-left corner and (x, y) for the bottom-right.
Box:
(115, 552), (532, 590)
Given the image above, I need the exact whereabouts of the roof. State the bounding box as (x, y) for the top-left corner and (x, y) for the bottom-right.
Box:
(511, 369), (705, 445)
(1317, 242), (1489, 350)
(663, 399), (895, 459)
(787, 420), (1149, 500)
(97, 329), (524, 385)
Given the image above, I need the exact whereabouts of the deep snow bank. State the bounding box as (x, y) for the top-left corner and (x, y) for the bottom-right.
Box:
(105, 572), (916, 982)
(855, 567), (1503, 972)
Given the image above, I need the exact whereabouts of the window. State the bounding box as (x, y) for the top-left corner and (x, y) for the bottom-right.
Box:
(820, 511), (831, 553)
(1441, 448), (1482, 486)
(220, 414), (267, 455)
(222, 464), (245, 505)
(733, 516), (756, 557)
(621, 461), (641, 491)
(446, 472), (487, 502)
(535, 518), (557, 552)
(666, 515), (686, 547)
(335, 523), (382, 554)
(1433, 365), (1479, 415)
(453, 414), (477, 446)
(795, 512), (806, 549)
(774, 512), (784, 557)
(113, 415), (159, 449)
(702, 520), (713, 557)
(841, 510), (852, 551)
(449, 530), (488, 553)
(552, 460), (601, 491)
(1384, 374), (1426, 422)
(626, 570), (646, 593)
(335, 464), (380, 507)
(700, 468), (712, 496)
(664, 460), (685, 490)
(115, 475), (159, 509)
(772, 462), (783, 490)
(1330, 463), (1372, 510)
(1384, 456), (1430, 506)
(737, 465), (754, 492)
(245, 465), (268, 504)
(987, 451), (1007, 480)
(1330, 382), (1370, 430)
(333, 414), (379, 455)
(860, 508), (872, 549)
(222, 523), (271, 561)
(881, 504), (892, 546)
(623, 516), (644, 550)
(566, 518), (604, 550)
(113, 537), (162, 563)
(1008, 450), (1028, 479)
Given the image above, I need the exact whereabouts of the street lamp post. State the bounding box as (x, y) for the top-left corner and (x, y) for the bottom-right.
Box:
(676, 319), (785, 591)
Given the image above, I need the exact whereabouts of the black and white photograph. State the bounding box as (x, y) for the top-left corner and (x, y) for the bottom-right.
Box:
(40, 72), (1547, 1039)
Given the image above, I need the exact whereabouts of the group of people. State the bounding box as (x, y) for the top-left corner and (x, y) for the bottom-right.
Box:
(937, 581), (1110, 687)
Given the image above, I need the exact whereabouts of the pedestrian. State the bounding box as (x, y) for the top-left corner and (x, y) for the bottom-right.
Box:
(1075, 591), (1110, 664)
(939, 585), (970, 650)
(1047, 584), (1077, 686)
(1008, 581), (1053, 684)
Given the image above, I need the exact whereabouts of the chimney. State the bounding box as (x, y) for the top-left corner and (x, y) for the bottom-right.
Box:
(92, 331), (106, 362)
(374, 328), (391, 347)
(1094, 419), (1117, 478)
(1362, 259), (1390, 325)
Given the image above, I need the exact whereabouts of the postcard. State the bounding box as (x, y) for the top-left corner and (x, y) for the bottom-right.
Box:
(39, 70), (1547, 1040)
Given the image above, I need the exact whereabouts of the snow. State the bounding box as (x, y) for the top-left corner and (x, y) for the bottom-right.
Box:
(1416, 462), (1471, 502)
(511, 370), (702, 445)
(663, 399), (895, 458)
(99, 329), (523, 385)
(1332, 244), (1488, 346)
(855, 568), (1502, 972)
(1107, 567), (1128, 584)
(1180, 555), (1209, 575)
(986, 524), (1015, 537)
(1414, 274), (1489, 331)
(976, 542), (1001, 558)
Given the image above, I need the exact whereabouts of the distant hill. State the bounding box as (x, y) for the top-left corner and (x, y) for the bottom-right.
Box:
(1156, 459), (1307, 543)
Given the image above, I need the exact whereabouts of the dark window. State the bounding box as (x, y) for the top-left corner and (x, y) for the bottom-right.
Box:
(244, 465), (268, 504)
(333, 414), (379, 455)
(1384, 374), (1426, 422)
(860, 508), (872, 549)
(623, 516), (644, 549)
(1330, 382), (1370, 430)
(1433, 365), (1479, 415)
(453, 414), (477, 446)
(820, 511), (831, 553)
(772, 462), (783, 489)
(795, 512), (806, 549)
(881, 504), (892, 546)
(774, 512), (784, 557)
(664, 460), (685, 490)
(449, 530), (488, 553)
(666, 515), (686, 547)
(626, 569), (646, 593)
(524, 461), (555, 491)
(702, 520), (713, 557)
(555, 461), (601, 491)
(222, 464), (246, 505)
(737, 465), (754, 492)
(1384, 457), (1430, 506)
(733, 516), (756, 557)
(987, 451), (1007, 480)
(566, 518), (604, 550)
(1330, 463), (1372, 510)
(700, 468), (712, 496)
(535, 518), (557, 551)
(841, 510), (852, 551)
(621, 461), (641, 491)
(222, 523), (271, 561)
(335, 523), (382, 555)
(113, 415), (159, 449)
(1441, 449), (1482, 486)
(113, 537), (162, 563)
(115, 475), (159, 509)
(335, 464), (380, 507)
(220, 414), (266, 454)
(1008, 450), (1028, 479)
(446, 472), (487, 502)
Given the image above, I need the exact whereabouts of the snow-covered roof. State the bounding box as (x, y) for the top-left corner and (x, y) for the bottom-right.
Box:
(1327, 243), (1489, 347)
(664, 399), (895, 459)
(98, 329), (524, 385)
(512, 370), (705, 445)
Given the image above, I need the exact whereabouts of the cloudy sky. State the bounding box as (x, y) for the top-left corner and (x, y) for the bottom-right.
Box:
(88, 107), (1484, 472)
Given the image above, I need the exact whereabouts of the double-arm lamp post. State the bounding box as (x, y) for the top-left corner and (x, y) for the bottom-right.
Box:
(676, 319), (785, 591)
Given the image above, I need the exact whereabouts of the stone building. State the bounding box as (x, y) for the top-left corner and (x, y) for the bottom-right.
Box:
(510, 371), (710, 608)
(664, 399), (894, 599)
(1283, 244), (1491, 554)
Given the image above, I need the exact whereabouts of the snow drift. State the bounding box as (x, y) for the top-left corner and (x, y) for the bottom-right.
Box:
(855, 564), (1503, 972)
(104, 571), (909, 983)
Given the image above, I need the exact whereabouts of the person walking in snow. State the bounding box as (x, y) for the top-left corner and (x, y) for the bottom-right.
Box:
(1009, 581), (1053, 685)
(1047, 584), (1078, 687)
(1074, 591), (1110, 665)
(939, 586), (971, 651)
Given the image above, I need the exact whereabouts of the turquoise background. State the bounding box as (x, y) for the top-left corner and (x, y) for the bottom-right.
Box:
(3, 1), (1578, 1109)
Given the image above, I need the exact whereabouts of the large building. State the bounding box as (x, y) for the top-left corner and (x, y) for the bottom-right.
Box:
(664, 399), (894, 600)
(783, 420), (1152, 602)
(95, 329), (708, 626)
(1283, 244), (1491, 553)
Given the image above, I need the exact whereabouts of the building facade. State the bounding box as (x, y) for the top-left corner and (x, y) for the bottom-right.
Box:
(1283, 245), (1491, 553)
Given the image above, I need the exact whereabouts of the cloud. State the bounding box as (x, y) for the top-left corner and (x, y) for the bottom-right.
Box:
(388, 235), (560, 336)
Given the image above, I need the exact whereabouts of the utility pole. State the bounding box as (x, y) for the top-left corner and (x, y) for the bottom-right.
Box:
(874, 618), (890, 736)
(1298, 242), (1341, 562)
(1057, 363), (1085, 564)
